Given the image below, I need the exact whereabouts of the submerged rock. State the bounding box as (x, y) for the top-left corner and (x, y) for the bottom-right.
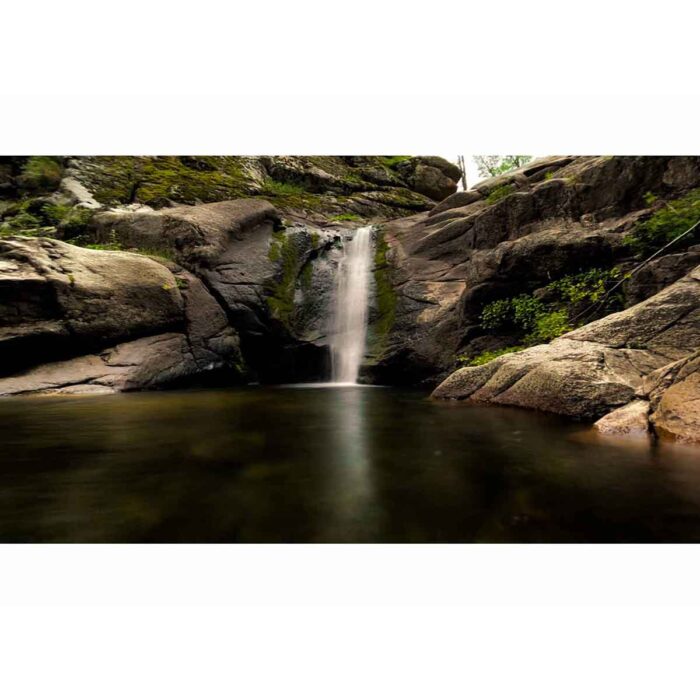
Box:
(594, 400), (650, 436)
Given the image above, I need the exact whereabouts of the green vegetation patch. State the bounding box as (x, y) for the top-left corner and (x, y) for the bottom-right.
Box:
(19, 157), (64, 192)
(265, 230), (300, 324)
(624, 188), (700, 257)
(459, 345), (524, 367)
(0, 196), (96, 239)
(330, 213), (362, 222)
(470, 266), (623, 364)
(77, 156), (251, 208)
(486, 184), (516, 205)
(379, 156), (412, 168)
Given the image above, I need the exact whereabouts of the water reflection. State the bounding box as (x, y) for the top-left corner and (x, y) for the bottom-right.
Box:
(1, 387), (700, 542)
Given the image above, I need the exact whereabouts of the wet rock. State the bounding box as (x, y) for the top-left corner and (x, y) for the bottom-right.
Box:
(594, 400), (650, 435)
(649, 350), (700, 443)
(432, 265), (700, 419)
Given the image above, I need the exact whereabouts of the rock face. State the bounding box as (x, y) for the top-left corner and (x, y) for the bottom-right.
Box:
(58, 155), (460, 220)
(594, 400), (650, 436)
(647, 350), (700, 443)
(432, 265), (700, 422)
(368, 156), (700, 385)
(89, 200), (342, 381)
(0, 236), (244, 395)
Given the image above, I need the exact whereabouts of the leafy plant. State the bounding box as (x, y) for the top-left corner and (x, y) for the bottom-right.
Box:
(19, 157), (63, 191)
(476, 265), (623, 362)
(525, 310), (571, 343)
(624, 188), (700, 257)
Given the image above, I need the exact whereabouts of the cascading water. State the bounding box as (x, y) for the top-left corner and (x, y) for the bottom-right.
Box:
(330, 226), (373, 384)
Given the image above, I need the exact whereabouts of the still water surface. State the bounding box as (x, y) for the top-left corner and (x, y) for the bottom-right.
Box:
(1, 386), (700, 542)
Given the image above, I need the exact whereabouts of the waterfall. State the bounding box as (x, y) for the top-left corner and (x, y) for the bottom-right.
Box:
(330, 226), (373, 384)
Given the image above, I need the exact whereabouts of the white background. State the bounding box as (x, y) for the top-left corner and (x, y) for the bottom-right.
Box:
(2, 1), (700, 697)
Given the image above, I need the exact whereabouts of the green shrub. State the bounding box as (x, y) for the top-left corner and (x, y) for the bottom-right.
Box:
(526, 310), (571, 343)
(20, 157), (63, 191)
(547, 267), (621, 305)
(624, 188), (700, 257)
(0, 210), (45, 234)
(486, 184), (516, 205)
(477, 265), (622, 357)
(480, 294), (544, 333)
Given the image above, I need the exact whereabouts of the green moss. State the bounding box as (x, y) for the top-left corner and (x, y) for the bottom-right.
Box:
(379, 156), (411, 168)
(330, 213), (362, 222)
(368, 229), (397, 351)
(259, 178), (325, 211)
(486, 184), (516, 205)
(265, 231), (300, 324)
(300, 261), (314, 292)
(624, 188), (700, 257)
(459, 346), (524, 366)
(79, 156), (251, 207)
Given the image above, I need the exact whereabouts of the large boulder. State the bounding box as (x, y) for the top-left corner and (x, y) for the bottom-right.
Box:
(91, 199), (344, 382)
(647, 350), (700, 443)
(0, 237), (244, 395)
(432, 265), (700, 420)
(0, 236), (183, 373)
(396, 157), (461, 201)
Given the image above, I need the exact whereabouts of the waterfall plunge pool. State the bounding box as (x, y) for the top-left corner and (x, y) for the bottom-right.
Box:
(2, 384), (700, 543)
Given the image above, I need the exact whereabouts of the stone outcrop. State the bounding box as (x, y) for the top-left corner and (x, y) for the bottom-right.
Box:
(89, 199), (343, 381)
(368, 156), (700, 385)
(432, 265), (700, 423)
(648, 350), (700, 443)
(0, 236), (244, 395)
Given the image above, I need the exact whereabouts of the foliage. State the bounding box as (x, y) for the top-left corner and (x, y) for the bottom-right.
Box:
(19, 157), (63, 191)
(624, 188), (700, 257)
(260, 179), (307, 197)
(526, 310), (571, 343)
(459, 346), (524, 366)
(486, 184), (516, 204)
(477, 266), (623, 355)
(474, 155), (532, 179)
(547, 267), (621, 305)
(330, 213), (361, 222)
(0, 210), (45, 234)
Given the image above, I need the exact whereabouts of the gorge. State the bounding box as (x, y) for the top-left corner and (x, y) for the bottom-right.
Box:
(1, 155), (700, 542)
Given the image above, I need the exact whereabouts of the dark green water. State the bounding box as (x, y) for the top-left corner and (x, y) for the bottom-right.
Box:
(1, 385), (700, 543)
